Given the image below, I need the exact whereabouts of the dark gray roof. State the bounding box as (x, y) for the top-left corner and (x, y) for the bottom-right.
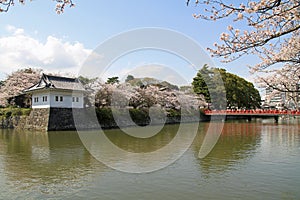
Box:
(24, 74), (86, 93)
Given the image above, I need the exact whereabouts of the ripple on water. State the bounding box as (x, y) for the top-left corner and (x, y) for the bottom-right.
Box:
(0, 122), (300, 199)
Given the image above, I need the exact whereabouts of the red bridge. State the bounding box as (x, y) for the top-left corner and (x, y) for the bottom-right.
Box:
(204, 110), (300, 122)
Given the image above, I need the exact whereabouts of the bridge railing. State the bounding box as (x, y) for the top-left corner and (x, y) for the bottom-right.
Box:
(204, 109), (300, 115)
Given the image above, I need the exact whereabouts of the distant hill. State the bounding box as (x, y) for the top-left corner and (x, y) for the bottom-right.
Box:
(126, 77), (179, 90)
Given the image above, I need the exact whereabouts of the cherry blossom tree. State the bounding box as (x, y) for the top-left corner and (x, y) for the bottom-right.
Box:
(94, 82), (206, 113)
(257, 64), (300, 93)
(0, 68), (42, 107)
(78, 76), (102, 107)
(257, 63), (300, 108)
(188, 0), (299, 95)
(188, 0), (299, 68)
(94, 83), (133, 108)
(0, 0), (75, 13)
(130, 84), (206, 114)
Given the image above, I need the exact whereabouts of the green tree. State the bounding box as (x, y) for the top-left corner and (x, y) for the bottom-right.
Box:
(78, 76), (99, 88)
(192, 64), (212, 102)
(106, 77), (120, 85)
(219, 68), (261, 109)
(125, 75), (135, 82)
(192, 66), (261, 109)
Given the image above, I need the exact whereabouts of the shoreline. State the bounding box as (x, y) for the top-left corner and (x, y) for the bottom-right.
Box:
(0, 107), (202, 131)
(1, 108), (289, 132)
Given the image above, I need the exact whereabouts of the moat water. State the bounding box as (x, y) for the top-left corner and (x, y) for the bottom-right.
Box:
(0, 119), (299, 199)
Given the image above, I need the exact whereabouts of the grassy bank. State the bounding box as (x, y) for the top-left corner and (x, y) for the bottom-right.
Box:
(0, 107), (32, 120)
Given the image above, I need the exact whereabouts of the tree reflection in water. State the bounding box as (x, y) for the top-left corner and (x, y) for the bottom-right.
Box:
(0, 129), (107, 195)
(0, 119), (299, 199)
(194, 121), (262, 177)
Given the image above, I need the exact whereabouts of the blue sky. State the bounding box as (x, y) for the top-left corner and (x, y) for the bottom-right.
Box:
(0, 0), (260, 87)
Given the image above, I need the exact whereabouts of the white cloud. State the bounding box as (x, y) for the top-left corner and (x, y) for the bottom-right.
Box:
(0, 25), (91, 79)
(5, 25), (25, 35)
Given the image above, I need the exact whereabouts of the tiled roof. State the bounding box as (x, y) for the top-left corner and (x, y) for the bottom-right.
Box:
(24, 74), (86, 93)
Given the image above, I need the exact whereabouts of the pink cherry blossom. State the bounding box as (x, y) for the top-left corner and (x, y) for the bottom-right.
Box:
(0, 68), (42, 106)
(0, 0), (74, 13)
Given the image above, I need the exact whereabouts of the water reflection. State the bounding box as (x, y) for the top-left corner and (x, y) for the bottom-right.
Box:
(104, 124), (179, 153)
(261, 122), (300, 148)
(0, 122), (264, 183)
(194, 121), (262, 176)
(0, 129), (107, 197)
(0, 120), (299, 199)
(79, 123), (198, 173)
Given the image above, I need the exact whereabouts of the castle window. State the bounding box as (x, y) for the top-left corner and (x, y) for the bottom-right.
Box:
(42, 96), (48, 102)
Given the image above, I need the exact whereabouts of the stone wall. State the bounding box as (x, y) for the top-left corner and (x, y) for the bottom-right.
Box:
(48, 108), (100, 131)
(48, 108), (201, 130)
(24, 108), (50, 131)
(0, 108), (101, 131)
(1, 108), (202, 131)
(48, 108), (74, 131)
(0, 115), (27, 129)
(0, 108), (50, 130)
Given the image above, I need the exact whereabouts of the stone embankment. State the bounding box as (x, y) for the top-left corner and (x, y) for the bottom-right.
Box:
(1, 108), (49, 131)
(1, 108), (201, 131)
